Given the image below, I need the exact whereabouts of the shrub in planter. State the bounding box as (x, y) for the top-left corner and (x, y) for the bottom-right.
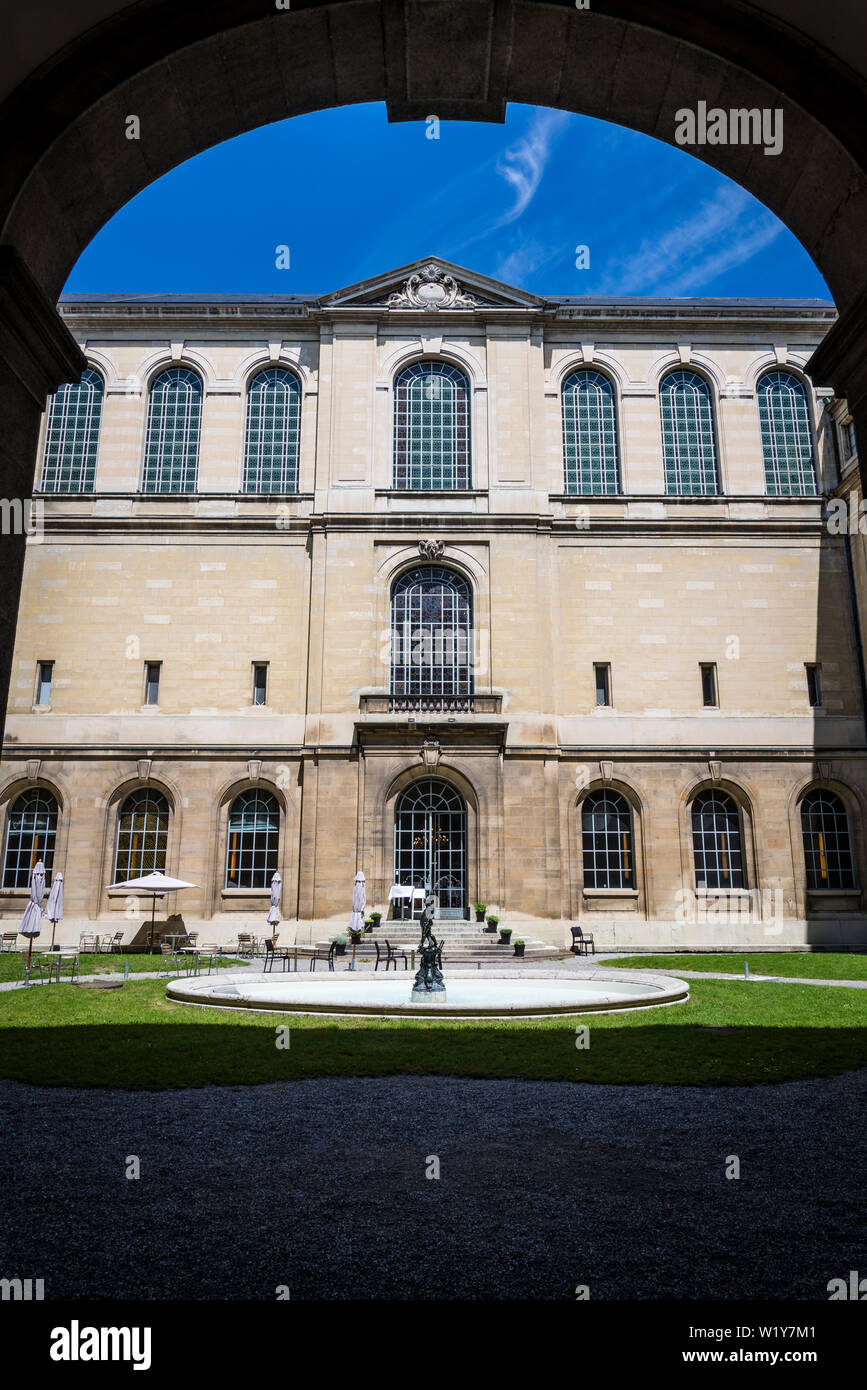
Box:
(369, 911), (382, 927)
(332, 936), (347, 956)
(513, 938), (525, 957)
(474, 902), (488, 922)
(499, 927), (512, 944)
(486, 914), (499, 933)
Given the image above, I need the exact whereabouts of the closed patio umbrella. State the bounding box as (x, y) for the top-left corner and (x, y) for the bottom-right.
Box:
(267, 871), (282, 945)
(45, 871), (64, 950)
(111, 870), (197, 951)
(19, 858), (46, 978)
(348, 871), (366, 971)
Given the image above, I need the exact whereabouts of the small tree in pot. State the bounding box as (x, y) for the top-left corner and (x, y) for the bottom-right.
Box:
(485, 913), (499, 933)
(513, 938), (525, 957)
(474, 902), (487, 923)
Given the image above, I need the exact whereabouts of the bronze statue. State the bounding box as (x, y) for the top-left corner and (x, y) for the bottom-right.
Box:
(413, 888), (445, 994)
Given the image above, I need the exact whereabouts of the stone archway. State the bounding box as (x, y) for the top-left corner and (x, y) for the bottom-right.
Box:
(2, 0), (867, 742)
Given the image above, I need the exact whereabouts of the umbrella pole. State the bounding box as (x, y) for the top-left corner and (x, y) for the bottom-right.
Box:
(50, 919), (56, 950)
(149, 895), (156, 952)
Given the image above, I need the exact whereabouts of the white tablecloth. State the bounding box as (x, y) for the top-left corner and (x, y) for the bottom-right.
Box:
(388, 884), (425, 902)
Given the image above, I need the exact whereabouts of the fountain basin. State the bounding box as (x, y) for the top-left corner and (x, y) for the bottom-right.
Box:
(166, 970), (688, 1018)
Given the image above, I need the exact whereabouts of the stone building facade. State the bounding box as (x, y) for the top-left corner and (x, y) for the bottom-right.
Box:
(1, 258), (864, 950)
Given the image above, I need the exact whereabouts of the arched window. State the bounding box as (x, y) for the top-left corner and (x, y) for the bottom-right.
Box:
(801, 790), (856, 889)
(660, 369), (719, 495)
(562, 369), (620, 494)
(225, 789), (280, 889)
(114, 788), (169, 881)
(393, 361), (470, 490)
(757, 370), (817, 496)
(390, 566), (473, 705)
(581, 790), (634, 888)
(691, 789), (745, 889)
(394, 778), (466, 917)
(40, 367), (103, 493)
(243, 367), (301, 493)
(142, 367), (202, 493)
(3, 789), (58, 888)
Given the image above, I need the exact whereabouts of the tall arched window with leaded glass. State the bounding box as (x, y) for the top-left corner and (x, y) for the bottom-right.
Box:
(3, 789), (58, 888)
(141, 367), (202, 493)
(40, 367), (103, 493)
(113, 788), (169, 880)
(393, 361), (470, 490)
(757, 370), (817, 496)
(391, 566), (473, 705)
(243, 367), (301, 493)
(660, 368), (719, 495)
(562, 368), (620, 494)
(225, 789), (280, 888)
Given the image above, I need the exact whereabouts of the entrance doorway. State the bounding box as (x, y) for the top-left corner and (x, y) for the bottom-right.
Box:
(393, 779), (467, 918)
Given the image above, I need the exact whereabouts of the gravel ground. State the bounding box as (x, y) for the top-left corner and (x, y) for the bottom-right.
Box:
(0, 1071), (863, 1301)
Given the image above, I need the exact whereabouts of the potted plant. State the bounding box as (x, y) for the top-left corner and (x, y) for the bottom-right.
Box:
(369, 910), (382, 928)
(499, 926), (512, 944)
(513, 938), (525, 957)
(486, 913), (499, 933)
(474, 902), (488, 923)
(332, 935), (347, 956)
(364, 917), (374, 932)
(349, 927), (364, 945)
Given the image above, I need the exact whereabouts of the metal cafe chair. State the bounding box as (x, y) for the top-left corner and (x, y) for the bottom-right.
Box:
(263, 939), (292, 973)
(308, 941), (336, 972)
(376, 939), (408, 971)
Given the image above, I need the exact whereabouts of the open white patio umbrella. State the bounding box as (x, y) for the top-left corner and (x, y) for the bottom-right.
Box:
(45, 871), (64, 950)
(111, 870), (197, 951)
(348, 870), (366, 971)
(267, 871), (282, 945)
(19, 858), (46, 977)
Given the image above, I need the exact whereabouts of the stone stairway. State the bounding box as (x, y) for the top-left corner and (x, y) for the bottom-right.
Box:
(314, 920), (563, 962)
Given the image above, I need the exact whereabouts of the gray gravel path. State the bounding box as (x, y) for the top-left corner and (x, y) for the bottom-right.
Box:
(0, 1071), (863, 1300)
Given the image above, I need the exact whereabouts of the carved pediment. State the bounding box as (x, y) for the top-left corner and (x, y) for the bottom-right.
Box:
(323, 257), (545, 311)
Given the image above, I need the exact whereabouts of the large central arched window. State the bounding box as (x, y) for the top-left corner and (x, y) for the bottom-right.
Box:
(562, 368), (620, 494)
(757, 370), (817, 496)
(801, 790), (856, 889)
(225, 789), (280, 888)
(390, 566), (473, 705)
(3, 789), (58, 888)
(660, 369), (719, 495)
(691, 789), (745, 889)
(243, 367), (301, 493)
(581, 790), (634, 888)
(142, 367), (202, 493)
(114, 788), (169, 880)
(40, 367), (103, 493)
(393, 361), (470, 490)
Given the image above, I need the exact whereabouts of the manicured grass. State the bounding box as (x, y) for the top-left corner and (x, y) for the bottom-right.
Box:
(607, 952), (867, 980)
(0, 975), (864, 1089)
(0, 951), (242, 983)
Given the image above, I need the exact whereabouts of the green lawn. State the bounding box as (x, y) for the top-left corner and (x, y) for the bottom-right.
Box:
(0, 951), (242, 983)
(607, 952), (867, 980)
(0, 975), (864, 1089)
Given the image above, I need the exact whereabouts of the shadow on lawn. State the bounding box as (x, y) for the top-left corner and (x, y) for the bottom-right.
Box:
(1, 1019), (865, 1088)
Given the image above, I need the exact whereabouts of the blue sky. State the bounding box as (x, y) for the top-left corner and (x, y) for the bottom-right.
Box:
(65, 102), (830, 299)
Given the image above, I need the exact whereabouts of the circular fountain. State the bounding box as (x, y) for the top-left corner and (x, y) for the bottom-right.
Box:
(166, 969), (688, 1019)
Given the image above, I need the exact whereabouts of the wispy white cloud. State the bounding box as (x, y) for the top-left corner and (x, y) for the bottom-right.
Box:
(495, 237), (567, 288)
(494, 109), (571, 227)
(596, 184), (783, 295)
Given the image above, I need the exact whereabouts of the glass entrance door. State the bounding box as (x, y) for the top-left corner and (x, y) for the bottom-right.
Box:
(393, 779), (467, 918)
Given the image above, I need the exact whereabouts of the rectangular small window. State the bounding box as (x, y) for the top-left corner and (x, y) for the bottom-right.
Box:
(252, 662), (268, 706)
(806, 663), (822, 708)
(594, 663), (611, 707)
(36, 661), (53, 706)
(843, 419), (858, 460)
(144, 662), (161, 706)
(700, 662), (718, 708)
